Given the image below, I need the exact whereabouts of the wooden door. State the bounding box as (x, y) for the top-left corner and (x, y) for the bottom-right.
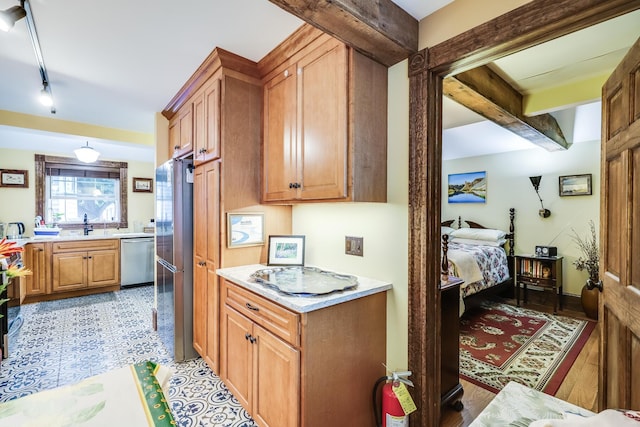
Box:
(52, 251), (86, 292)
(193, 165), (207, 358)
(25, 243), (48, 296)
(221, 305), (253, 410)
(297, 39), (348, 200)
(204, 161), (220, 371)
(263, 65), (298, 202)
(599, 36), (640, 410)
(253, 323), (300, 427)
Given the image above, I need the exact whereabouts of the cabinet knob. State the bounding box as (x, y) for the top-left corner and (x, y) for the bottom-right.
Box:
(245, 333), (251, 340)
(245, 302), (260, 312)
(174, 145), (180, 151)
(284, 69), (289, 78)
(249, 336), (257, 344)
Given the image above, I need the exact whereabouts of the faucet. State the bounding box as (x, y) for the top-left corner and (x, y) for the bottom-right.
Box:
(83, 213), (94, 236)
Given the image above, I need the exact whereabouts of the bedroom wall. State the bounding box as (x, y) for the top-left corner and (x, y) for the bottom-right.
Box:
(442, 139), (601, 296)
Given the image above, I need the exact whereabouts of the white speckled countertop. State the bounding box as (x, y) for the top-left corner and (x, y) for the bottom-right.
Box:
(7, 232), (154, 244)
(217, 264), (392, 313)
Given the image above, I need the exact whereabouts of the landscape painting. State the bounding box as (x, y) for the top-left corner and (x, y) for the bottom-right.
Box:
(448, 171), (487, 203)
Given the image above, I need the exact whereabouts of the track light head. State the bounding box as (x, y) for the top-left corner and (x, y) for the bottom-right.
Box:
(0, 5), (26, 32)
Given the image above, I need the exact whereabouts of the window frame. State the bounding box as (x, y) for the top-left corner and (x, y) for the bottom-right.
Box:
(35, 154), (128, 230)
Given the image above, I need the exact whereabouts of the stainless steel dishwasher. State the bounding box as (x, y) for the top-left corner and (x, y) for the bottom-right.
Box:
(120, 236), (155, 287)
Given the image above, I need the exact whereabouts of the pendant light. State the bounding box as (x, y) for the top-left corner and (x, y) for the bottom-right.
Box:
(74, 142), (100, 163)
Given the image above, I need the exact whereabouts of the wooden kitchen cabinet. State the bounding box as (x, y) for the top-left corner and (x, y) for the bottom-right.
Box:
(193, 78), (221, 165)
(193, 161), (221, 371)
(169, 102), (193, 159)
(24, 242), (50, 296)
(52, 239), (119, 293)
(260, 27), (388, 203)
(219, 277), (385, 427)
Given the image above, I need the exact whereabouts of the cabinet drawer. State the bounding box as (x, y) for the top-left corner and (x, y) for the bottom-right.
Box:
(222, 279), (300, 346)
(520, 276), (555, 288)
(53, 239), (119, 253)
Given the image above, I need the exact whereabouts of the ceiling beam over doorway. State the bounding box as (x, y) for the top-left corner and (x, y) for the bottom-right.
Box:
(267, 0), (418, 66)
(444, 65), (569, 151)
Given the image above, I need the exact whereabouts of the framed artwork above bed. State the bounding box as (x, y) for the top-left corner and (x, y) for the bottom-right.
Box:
(448, 171), (487, 204)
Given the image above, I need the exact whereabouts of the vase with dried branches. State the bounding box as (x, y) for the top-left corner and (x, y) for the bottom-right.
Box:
(570, 220), (600, 319)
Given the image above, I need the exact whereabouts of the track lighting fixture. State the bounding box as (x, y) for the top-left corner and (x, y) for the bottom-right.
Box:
(0, 4), (25, 32)
(529, 176), (551, 218)
(2, 0), (56, 114)
(74, 142), (101, 163)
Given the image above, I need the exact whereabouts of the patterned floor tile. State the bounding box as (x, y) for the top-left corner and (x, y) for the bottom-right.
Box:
(0, 285), (257, 426)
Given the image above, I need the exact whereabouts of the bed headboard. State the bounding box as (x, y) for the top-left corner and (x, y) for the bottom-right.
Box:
(441, 208), (515, 279)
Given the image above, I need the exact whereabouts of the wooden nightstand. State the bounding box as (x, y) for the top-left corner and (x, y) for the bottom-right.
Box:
(515, 255), (563, 314)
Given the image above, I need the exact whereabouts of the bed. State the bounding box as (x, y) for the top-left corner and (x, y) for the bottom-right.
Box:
(441, 208), (515, 313)
(0, 361), (175, 426)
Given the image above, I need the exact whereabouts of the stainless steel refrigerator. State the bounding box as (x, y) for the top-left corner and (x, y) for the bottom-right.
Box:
(155, 158), (197, 362)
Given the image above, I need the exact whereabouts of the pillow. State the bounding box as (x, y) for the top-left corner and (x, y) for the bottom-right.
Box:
(441, 226), (455, 236)
(450, 237), (507, 247)
(450, 227), (506, 242)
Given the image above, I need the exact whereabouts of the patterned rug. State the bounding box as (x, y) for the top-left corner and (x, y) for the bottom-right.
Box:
(459, 301), (596, 395)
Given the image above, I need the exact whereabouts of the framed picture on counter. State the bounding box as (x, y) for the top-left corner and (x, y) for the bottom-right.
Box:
(0, 169), (28, 188)
(268, 235), (305, 266)
(227, 212), (265, 248)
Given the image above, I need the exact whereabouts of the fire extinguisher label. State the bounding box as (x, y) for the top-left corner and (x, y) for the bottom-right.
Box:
(392, 383), (417, 415)
(385, 414), (408, 427)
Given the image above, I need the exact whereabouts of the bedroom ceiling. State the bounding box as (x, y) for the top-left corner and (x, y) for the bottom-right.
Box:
(0, 1), (637, 162)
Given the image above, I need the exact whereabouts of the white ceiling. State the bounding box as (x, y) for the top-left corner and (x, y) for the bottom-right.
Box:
(0, 1), (637, 162)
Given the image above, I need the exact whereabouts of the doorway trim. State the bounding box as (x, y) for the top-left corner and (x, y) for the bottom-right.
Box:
(408, 0), (640, 425)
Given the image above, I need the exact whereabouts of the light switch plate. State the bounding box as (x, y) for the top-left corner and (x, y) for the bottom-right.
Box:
(345, 236), (363, 256)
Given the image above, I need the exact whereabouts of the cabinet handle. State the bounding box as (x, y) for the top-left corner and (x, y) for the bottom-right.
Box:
(245, 333), (251, 340)
(174, 145), (180, 150)
(245, 303), (260, 312)
(289, 182), (293, 189)
(284, 69), (289, 78)
(249, 336), (257, 344)
(198, 261), (206, 266)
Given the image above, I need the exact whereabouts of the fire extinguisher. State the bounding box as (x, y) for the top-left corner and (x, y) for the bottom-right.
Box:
(373, 370), (414, 427)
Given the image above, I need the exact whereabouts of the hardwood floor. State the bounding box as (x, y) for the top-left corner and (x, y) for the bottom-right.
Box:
(440, 294), (600, 427)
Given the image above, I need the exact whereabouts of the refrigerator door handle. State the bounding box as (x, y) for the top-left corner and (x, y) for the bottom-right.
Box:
(158, 257), (178, 274)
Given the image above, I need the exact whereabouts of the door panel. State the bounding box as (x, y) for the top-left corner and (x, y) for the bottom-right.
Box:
(600, 36), (640, 410)
(221, 306), (253, 410)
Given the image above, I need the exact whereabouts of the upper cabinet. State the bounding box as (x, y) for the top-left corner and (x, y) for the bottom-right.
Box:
(168, 102), (194, 159)
(259, 26), (388, 203)
(193, 78), (221, 164)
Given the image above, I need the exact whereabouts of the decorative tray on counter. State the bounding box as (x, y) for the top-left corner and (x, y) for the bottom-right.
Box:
(250, 266), (358, 297)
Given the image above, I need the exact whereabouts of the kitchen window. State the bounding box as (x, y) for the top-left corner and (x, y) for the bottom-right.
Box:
(35, 154), (128, 230)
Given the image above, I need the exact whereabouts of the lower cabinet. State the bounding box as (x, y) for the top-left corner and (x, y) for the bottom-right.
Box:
(221, 305), (300, 427)
(51, 240), (120, 293)
(24, 242), (49, 296)
(219, 278), (386, 427)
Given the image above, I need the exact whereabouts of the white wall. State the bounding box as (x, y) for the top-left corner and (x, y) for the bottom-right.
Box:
(442, 140), (601, 295)
(292, 60), (409, 370)
(0, 148), (155, 236)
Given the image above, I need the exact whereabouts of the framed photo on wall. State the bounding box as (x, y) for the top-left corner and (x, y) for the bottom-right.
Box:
(559, 174), (592, 196)
(447, 171), (487, 203)
(267, 235), (305, 266)
(133, 177), (153, 193)
(227, 213), (265, 248)
(0, 169), (28, 188)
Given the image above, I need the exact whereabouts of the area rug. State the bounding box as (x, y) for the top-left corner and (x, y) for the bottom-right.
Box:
(459, 301), (596, 395)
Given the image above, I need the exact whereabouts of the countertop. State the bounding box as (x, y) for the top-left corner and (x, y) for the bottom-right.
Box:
(216, 264), (392, 313)
(6, 232), (154, 244)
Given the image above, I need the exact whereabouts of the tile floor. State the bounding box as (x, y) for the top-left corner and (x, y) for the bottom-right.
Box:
(0, 285), (257, 427)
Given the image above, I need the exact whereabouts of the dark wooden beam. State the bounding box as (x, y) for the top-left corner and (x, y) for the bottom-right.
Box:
(267, 0), (418, 66)
(444, 65), (569, 151)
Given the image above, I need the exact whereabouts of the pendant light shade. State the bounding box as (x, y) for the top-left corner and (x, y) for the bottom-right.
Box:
(0, 5), (26, 32)
(74, 142), (100, 163)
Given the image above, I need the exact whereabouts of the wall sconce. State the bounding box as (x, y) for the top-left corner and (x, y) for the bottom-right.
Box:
(0, 5), (26, 31)
(529, 176), (551, 218)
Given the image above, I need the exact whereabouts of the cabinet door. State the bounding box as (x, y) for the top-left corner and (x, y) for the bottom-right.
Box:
(263, 65), (298, 202)
(203, 78), (221, 163)
(52, 251), (86, 292)
(170, 104), (193, 158)
(204, 162), (220, 370)
(87, 249), (119, 287)
(25, 243), (48, 296)
(297, 40), (348, 200)
(221, 305), (253, 410)
(193, 165), (208, 358)
(253, 324), (300, 427)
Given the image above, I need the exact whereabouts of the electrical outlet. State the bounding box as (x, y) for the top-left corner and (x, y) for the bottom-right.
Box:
(345, 236), (363, 256)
